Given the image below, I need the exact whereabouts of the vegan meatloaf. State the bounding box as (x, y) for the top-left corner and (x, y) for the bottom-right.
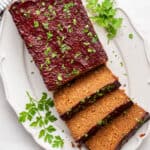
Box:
(54, 65), (120, 120)
(10, 0), (107, 90)
(66, 90), (133, 142)
(86, 104), (150, 150)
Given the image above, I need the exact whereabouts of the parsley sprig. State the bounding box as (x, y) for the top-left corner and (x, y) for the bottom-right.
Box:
(19, 92), (64, 148)
(86, 0), (122, 40)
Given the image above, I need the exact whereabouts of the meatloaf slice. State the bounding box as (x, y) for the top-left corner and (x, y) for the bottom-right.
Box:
(9, 0), (107, 90)
(86, 104), (150, 150)
(54, 65), (120, 120)
(66, 90), (133, 142)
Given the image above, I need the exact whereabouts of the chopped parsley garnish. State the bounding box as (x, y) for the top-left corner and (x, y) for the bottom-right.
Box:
(83, 42), (90, 46)
(135, 118), (144, 124)
(63, 2), (75, 13)
(33, 21), (39, 28)
(45, 57), (51, 65)
(87, 32), (93, 37)
(57, 24), (63, 31)
(37, 36), (42, 41)
(120, 62), (123, 67)
(75, 52), (81, 58)
(28, 44), (33, 48)
(48, 5), (56, 16)
(57, 74), (63, 81)
(42, 22), (49, 30)
(47, 31), (53, 40)
(92, 35), (98, 43)
(98, 120), (104, 126)
(60, 44), (71, 53)
(51, 52), (57, 58)
(123, 73), (128, 76)
(48, 5), (53, 11)
(61, 36), (65, 41)
(41, 2), (45, 6)
(72, 69), (80, 75)
(67, 25), (73, 33)
(86, 0), (123, 40)
(73, 19), (77, 25)
(70, 59), (74, 64)
(61, 64), (66, 70)
(80, 99), (85, 103)
(35, 10), (41, 15)
(87, 48), (96, 53)
(19, 92), (64, 148)
(129, 33), (133, 39)
(40, 64), (44, 70)
(44, 47), (52, 56)
(83, 25), (89, 33)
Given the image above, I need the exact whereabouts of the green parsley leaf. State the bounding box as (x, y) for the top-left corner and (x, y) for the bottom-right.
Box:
(51, 52), (57, 58)
(60, 44), (71, 53)
(72, 68), (80, 75)
(48, 5), (53, 11)
(35, 10), (41, 15)
(39, 129), (45, 138)
(75, 52), (81, 58)
(83, 42), (90, 46)
(57, 24), (63, 31)
(47, 125), (56, 133)
(57, 73), (63, 81)
(52, 136), (64, 148)
(63, 2), (74, 13)
(129, 33), (133, 39)
(92, 35), (98, 43)
(86, 0), (123, 40)
(42, 22), (49, 29)
(44, 47), (51, 56)
(73, 18), (77, 25)
(48, 5), (56, 16)
(83, 26), (89, 33)
(18, 92), (64, 148)
(47, 31), (53, 40)
(45, 58), (51, 65)
(67, 25), (73, 33)
(87, 48), (96, 53)
(30, 121), (38, 127)
(41, 2), (45, 6)
(18, 111), (28, 123)
(33, 21), (39, 28)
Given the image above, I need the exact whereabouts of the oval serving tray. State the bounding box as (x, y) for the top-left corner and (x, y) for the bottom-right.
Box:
(0, 3), (150, 150)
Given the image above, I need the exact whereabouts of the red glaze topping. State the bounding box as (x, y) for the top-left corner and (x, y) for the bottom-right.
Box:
(10, 0), (107, 90)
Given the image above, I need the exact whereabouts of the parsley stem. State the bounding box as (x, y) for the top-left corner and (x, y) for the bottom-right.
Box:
(26, 92), (47, 130)
(20, 92), (64, 148)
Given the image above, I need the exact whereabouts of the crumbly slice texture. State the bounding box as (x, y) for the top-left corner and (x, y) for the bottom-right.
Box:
(86, 104), (150, 150)
(66, 90), (132, 142)
(54, 65), (119, 118)
(10, 0), (107, 90)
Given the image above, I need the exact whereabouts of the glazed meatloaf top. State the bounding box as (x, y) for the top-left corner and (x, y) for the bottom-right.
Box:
(10, 0), (107, 90)
(54, 65), (120, 118)
(66, 90), (132, 142)
(86, 104), (150, 150)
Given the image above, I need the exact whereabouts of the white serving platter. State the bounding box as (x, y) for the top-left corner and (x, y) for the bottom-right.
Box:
(0, 2), (150, 150)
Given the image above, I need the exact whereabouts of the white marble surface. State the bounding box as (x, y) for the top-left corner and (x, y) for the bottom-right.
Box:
(0, 0), (150, 149)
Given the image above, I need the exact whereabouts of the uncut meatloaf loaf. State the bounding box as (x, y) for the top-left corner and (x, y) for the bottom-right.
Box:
(66, 90), (133, 142)
(86, 104), (150, 150)
(54, 65), (120, 120)
(10, 0), (107, 90)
